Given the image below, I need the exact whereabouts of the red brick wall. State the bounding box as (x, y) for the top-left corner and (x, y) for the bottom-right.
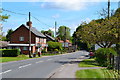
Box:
(10, 25), (36, 44)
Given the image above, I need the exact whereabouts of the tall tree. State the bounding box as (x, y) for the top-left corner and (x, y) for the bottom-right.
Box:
(0, 8), (10, 41)
(77, 16), (119, 48)
(57, 26), (71, 40)
(6, 29), (13, 41)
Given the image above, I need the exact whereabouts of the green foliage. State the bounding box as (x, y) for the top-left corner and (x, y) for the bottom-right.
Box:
(54, 49), (59, 52)
(41, 48), (47, 53)
(41, 29), (54, 37)
(0, 8), (10, 22)
(6, 29), (13, 41)
(73, 8), (120, 48)
(0, 49), (20, 57)
(47, 41), (62, 51)
(72, 23), (89, 51)
(57, 26), (71, 40)
(95, 48), (117, 66)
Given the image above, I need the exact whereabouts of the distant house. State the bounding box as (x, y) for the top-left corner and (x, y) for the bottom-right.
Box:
(45, 34), (55, 42)
(58, 40), (72, 48)
(8, 24), (47, 54)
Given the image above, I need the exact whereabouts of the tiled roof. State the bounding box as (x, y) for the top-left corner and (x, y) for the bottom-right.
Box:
(23, 24), (46, 38)
(30, 27), (46, 38)
(45, 34), (55, 41)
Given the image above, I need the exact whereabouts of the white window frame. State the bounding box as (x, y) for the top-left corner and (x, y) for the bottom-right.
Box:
(19, 37), (24, 41)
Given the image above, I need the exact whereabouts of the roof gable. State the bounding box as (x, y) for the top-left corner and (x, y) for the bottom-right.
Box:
(45, 34), (55, 41)
(11, 24), (46, 38)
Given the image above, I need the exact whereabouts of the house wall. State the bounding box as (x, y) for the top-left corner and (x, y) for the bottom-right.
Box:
(10, 25), (36, 44)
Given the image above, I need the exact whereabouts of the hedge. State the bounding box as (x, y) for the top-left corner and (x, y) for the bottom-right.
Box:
(95, 48), (117, 66)
(0, 49), (20, 57)
(47, 41), (63, 51)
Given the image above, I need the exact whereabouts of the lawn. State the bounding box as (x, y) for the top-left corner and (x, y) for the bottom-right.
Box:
(76, 68), (118, 78)
(0, 53), (63, 63)
(0, 55), (40, 63)
(78, 58), (100, 67)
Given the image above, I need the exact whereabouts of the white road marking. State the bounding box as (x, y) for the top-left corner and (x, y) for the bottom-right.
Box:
(0, 70), (12, 75)
(47, 59), (52, 61)
(19, 64), (31, 69)
(36, 61), (43, 63)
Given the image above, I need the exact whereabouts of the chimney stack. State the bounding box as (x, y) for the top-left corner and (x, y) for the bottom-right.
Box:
(26, 21), (32, 27)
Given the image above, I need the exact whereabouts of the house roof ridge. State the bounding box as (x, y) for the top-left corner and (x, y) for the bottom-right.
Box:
(24, 24), (46, 38)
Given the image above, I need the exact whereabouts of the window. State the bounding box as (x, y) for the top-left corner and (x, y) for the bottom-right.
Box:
(19, 37), (24, 41)
(23, 47), (28, 50)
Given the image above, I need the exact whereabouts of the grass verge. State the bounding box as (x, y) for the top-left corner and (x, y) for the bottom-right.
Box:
(0, 55), (40, 63)
(78, 58), (100, 67)
(76, 68), (118, 78)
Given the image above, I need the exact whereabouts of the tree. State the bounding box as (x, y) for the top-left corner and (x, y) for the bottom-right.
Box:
(6, 29), (13, 41)
(57, 26), (71, 40)
(41, 29), (54, 37)
(74, 7), (119, 49)
(0, 8), (10, 41)
(77, 17), (119, 48)
(72, 23), (90, 51)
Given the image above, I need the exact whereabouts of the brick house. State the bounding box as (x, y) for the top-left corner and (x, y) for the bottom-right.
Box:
(58, 40), (72, 48)
(8, 24), (47, 54)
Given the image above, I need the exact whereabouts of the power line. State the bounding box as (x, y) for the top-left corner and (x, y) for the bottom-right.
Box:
(31, 15), (52, 28)
(2, 8), (27, 15)
(2, 8), (53, 29)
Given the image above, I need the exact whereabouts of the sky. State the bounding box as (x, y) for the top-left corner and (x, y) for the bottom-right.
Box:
(1, 0), (119, 36)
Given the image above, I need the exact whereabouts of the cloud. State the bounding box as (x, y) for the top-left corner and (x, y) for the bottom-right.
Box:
(40, 0), (87, 11)
(85, 18), (91, 23)
(3, 0), (119, 2)
(52, 14), (60, 19)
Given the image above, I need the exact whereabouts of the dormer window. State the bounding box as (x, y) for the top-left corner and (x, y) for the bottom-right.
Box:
(19, 37), (24, 41)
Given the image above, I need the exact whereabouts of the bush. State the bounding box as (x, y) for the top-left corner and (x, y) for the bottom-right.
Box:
(0, 49), (20, 57)
(47, 41), (63, 51)
(41, 48), (47, 53)
(95, 48), (117, 67)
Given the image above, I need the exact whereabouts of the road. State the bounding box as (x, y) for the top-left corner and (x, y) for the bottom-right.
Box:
(1, 51), (89, 79)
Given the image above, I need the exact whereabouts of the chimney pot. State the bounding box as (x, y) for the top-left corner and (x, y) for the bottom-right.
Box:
(27, 21), (32, 27)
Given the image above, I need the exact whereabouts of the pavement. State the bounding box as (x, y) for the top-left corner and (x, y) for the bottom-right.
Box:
(0, 51), (91, 79)
(49, 55), (103, 78)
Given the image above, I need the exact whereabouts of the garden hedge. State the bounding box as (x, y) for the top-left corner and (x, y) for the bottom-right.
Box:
(0, 49), (20, 57)
(95, 48), (117, 66)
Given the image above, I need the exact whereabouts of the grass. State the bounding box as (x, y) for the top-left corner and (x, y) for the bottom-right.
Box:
(76, 68), (119, 78)
(0, 55), (41, 63)
(78, 58), (100, 67)
(0, 52), (65, 63)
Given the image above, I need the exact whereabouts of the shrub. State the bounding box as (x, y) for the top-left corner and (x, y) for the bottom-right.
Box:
(47, 41), (63, 51)
(95, 48), (117, 66)
(54, 49), (59, 52)
(0, 49), (20, 57)
(41, 48), (47, 53)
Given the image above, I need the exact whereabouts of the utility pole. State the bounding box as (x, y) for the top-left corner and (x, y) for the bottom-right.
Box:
(55, 21), (57, 41)
(27, 12), (32, 58)
(108, 0), (110, 19)
(64, 27), (66, 48)
(117, 1), (120, 76)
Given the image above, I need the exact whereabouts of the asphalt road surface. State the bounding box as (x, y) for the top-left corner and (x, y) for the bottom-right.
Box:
(1, 51), (89, 79)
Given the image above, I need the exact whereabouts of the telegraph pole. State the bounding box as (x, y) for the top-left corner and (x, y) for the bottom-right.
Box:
(27, 12), (32, 58)
(108, 0), (110, 19)
(55, 21), (57, 41)
(64, 27), (66, 48)
(117, 1), (120, 76)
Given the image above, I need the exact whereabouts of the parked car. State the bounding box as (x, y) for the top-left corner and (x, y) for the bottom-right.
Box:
(89, 51), (94, 58)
